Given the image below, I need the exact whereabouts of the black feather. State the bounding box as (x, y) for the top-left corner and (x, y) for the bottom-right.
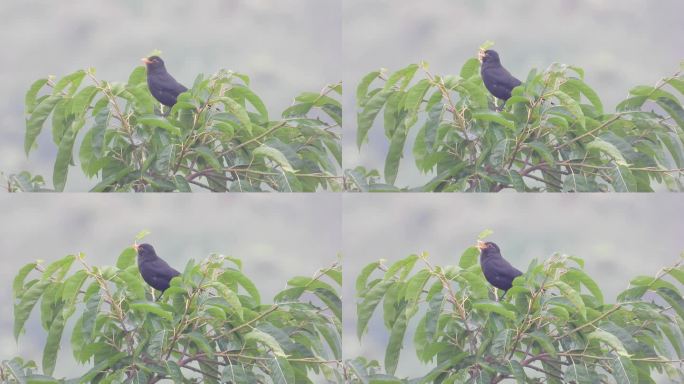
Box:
(480, 50), (522, 101)
(478, 241), (523, 291)
(143, 56), (188, 107)
(135, 243), (180, 292)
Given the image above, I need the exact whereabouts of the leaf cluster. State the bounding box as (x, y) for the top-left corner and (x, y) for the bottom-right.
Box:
(349, 248), (684, 383)
(351, 59), (684, 192)
(16, 67), (341, 192)
(5, 248), (342, 383)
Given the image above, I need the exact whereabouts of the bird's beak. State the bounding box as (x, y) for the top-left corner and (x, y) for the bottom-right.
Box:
(141, 57), (152, 65)
(133, 243), (140, 251)
(476, 240), (487, 250)
(477, 49), (486, 63)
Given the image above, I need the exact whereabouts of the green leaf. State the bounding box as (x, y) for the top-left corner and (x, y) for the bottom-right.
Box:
(26, 78), (48, 114)
(194, 146), (224, 173)
(459, 247), (479, 269)
(116, 271), (146, 301)
(384, 64), (419, 91)
(52, 70), (86, 94)
(564, 78), (603, 114)
(527, 141), (556, 167)
(404, 270), (431, 309)
(138, 115), (181, 136)
(186, 331), (216, 358)
(228, 85), (269, 121)
(245, 329), (285, 356)
(460, 58), (480, 79)
(385, 308), (408, 375)
(25, 95), (62, 154)
(551, 280), (586, 319)
(71, 85), (99, 115)
(207, 281), (243, 320)
(587, 138), (628, 165)
(472, 110), (515, 130)
(254, 145), (295, 173)
(611, 355), (638, 384)
(384, 124), (407, 185)
(42, 311), (66, 376)
(357, 70), (381, 107)
(528, 331), (557, 358)
(552, 90), (585, 128)
(129, 302), (173, 321)
(61, 270), (88, 304)
(14, 279), (51, 340)
(609, 164), (636, 192)
(357, 89), (393, 148)
(268, 356), (295, 384)
(588, 329), (629, 356)
(79, 352), (127, 383)
(562, 269), (604, 304)
(13, 262), (37, 300)
(53, 118), (85, 191)
(656, 287), (684, 321)
(116, 247), (137, 269)
(220, 269), (261, 305)
(222, 97), (252, 133)
(472, 300), (516, 320)
(403, 79), (431, 114)
(356, 261), (382, 293)
(357, 280), (394, 339)
(90, 167), (134, 192)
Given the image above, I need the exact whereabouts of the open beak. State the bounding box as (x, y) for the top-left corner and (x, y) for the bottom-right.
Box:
(476, 240), (487, 250)
(477, 49), (486, 63)
(141, 57), (152, 65)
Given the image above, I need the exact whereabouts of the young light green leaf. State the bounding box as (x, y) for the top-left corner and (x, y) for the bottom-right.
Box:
(254, 145), (295, 173)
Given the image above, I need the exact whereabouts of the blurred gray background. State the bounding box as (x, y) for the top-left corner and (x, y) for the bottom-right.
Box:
(0, 194), (341, 378)
(343, 194), (684, 380)
(343, 0), (684, 187)
(0, 0), (341, 190)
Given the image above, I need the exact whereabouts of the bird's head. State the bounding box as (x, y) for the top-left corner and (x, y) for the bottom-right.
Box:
(476, 240), (501, 260)
(141, 56), (165, 70)
(133, 243), (157, 262)
(478, 49), (501, 65)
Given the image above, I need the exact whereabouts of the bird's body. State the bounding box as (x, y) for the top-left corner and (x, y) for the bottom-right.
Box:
(479, 50), (521, 101)
(135, 243), (180, 292)
(142, 56), (188, 107)
(477, 241), (522, 292)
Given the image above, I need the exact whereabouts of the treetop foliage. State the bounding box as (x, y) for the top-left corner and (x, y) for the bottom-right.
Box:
(350, 52), (684, 192)
(13, 65), (341, 192)
(348, 241), (684, 383)
(4, 245), (342, 383)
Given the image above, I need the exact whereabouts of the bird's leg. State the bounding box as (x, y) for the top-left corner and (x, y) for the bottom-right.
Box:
(494, 289), (500, 302)
(161, 105), (172, 117)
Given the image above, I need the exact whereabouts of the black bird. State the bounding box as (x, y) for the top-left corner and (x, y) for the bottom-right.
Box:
(134, 243), (180, 292)
(142, 56), (188, 107)
(477, 240), (523, 294)
(479, 50), (522, 101)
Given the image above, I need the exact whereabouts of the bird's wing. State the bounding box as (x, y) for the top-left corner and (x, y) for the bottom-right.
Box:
(150, 258), (181, 279)
(489, 66), (522, 89)
(155, 73), (188, 94)
(487, 258), (523, 281)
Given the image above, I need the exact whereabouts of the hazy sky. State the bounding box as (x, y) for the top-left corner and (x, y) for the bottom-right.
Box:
(343, 194), (684, 379)
(0, 0), (341, 190)
(0, 194), (341, 378)
(343, 0), (684, 186)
